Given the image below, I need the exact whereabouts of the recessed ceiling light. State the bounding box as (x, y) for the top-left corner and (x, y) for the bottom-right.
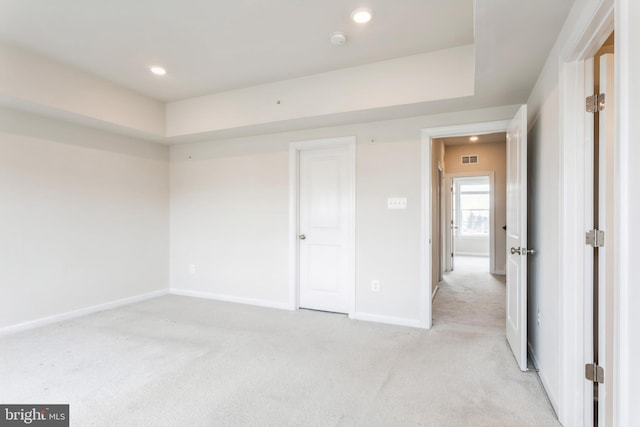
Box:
(150, 66), (167, 76)
(351, 8), (374, 24)
(469, 136), (479, 142)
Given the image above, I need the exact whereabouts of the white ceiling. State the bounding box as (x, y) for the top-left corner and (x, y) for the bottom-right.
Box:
(439, 132), (506, 146)
(0, 0), (574, 105)
(0, 0), (475, 102)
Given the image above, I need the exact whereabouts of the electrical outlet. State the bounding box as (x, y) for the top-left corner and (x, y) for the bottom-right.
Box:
(371, 280), (380, 292)
(188, 264), (196, 275)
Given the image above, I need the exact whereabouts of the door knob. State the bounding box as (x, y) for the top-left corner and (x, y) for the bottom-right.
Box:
(511, 247), (536, 255)
(299, 234), (306, 240)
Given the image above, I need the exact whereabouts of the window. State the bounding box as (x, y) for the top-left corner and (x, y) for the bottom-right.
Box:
(457, 181), (489, 236)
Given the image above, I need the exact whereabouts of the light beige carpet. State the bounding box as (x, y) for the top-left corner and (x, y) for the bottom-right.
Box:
(0, 261), (559, 426)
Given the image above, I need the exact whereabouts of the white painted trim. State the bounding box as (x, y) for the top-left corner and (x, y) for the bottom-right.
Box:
(170, 289), (292, 311)
(0, 290), (169, 337)
(421, 120), (510, 331)
(420, 136), (432, 329)
(528, 341), (540, 370)
(556, 1), (614, 426)
(528, 341), (560, 415)
(288, 136), (357, 317)
(352, 312), (424, 329)
(438, 164), (447, 280)
(614, 1), (634, 425)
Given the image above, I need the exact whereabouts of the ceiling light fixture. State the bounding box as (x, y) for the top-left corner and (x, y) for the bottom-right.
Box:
(469, 136), (479, 142)
(351, 8), (374, 24)
(150, 66), (167, 76)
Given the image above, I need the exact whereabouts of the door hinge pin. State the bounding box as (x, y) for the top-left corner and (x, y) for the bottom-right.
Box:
(586, 93), (606, 113)
(586, 229), (605, 247)
(585, 363), (604, 384)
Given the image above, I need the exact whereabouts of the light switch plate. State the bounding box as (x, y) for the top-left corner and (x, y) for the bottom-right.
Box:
(387, 197), (407, 209)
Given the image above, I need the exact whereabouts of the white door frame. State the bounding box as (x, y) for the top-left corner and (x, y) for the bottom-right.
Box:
(421, 120), (510, 329)
(557, 1), (614, 426)
(288, 136), (356, 317)
(446, 172), (497, 273)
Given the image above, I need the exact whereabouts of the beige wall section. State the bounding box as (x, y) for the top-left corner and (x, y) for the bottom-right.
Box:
(170, 106), (517, 326)
(0, 108), (170, 329)
(166, 45), (474, 137)
(444, 140), (507, 273)
(0, 43), (165, 136)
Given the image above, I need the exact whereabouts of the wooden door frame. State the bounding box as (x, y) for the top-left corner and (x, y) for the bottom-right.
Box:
(288, 136), (356, 317)
(421, 120), (510, 329)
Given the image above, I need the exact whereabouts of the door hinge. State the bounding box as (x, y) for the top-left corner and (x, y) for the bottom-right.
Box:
(585, 363), (604, 384)
(586, 93), (606, 113)
(586, 229), (605, 247)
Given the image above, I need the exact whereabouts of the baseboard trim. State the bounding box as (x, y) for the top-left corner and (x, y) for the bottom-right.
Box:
(0, 289), (169, 337)
(528, 341), (540, 369)
(352, 312), (423, 329)
(493, 269), (506, 275)
(432, 285), (440, 301)
(170, 288), (293, 311)
(528, 341), (560, 416)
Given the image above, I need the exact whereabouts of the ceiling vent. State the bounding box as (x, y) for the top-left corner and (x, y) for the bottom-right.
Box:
(461, 155), (479, 164)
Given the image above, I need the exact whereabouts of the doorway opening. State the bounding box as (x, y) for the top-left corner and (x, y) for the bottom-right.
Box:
(422, 109), (529, 372)
(586, 31), (615, 427)
(433, 133), (507, 327)
(450, 175), (492, 274)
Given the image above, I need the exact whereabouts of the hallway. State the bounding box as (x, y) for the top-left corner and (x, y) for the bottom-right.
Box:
(431, 255), (558, 424)
(434, 256), (505, 328)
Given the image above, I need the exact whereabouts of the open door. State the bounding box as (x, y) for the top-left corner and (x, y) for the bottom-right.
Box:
(450, 181), (456, 271)
(506, 105), (530, 371)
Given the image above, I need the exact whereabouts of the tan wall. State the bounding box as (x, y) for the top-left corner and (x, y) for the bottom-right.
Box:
(444, 140), (507, 273)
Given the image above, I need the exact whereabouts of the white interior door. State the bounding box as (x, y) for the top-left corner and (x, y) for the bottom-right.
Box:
(597, 52), (614, 427)
(449, 179), (456, 271)
(298, 145), (353, 314)
(506, 105), (528, 371)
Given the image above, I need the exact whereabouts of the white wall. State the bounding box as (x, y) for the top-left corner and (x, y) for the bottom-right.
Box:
(170, 106), (517, 326)
(526, 87), (561, 411)
(0, 108), (170, 329)
(615, 0), (640, 423)
(454, 236), (489, 257)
